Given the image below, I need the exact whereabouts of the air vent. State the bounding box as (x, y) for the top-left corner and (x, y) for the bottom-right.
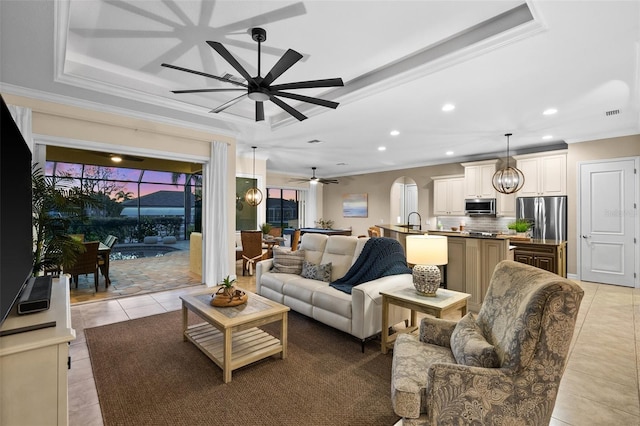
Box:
(605, 109), (620, 116)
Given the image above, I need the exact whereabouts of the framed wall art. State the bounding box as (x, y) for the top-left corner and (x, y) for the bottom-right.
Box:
(343, 193), (368, 217)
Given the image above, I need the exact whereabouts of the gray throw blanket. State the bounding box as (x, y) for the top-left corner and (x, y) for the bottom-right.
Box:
(329, 237), (412, 294)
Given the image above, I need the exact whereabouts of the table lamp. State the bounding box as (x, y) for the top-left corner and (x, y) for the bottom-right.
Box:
(405, 235), (448, 296)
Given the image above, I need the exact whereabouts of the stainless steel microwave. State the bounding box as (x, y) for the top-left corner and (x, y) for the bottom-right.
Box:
(464, 198), (496, 216)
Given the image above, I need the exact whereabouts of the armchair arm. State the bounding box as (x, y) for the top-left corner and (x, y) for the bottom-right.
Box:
(255, 259), (274, 293)
(419, 317), (458, 348)
(425, 363), (515, 424)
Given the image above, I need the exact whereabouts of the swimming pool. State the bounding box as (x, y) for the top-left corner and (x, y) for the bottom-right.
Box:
(110, 245), (180, 260)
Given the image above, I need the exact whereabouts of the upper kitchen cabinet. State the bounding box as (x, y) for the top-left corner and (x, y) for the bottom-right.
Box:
(514, 150), (567, 196)
(433, 175), (465, 216)
(461, 160), (499, 199)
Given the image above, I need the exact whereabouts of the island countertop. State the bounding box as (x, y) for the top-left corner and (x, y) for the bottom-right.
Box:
(427, 230), (566, 246)
(377, 224), (424, 235)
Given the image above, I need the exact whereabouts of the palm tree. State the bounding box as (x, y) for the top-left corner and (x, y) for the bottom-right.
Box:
(32, 164), (98, 274)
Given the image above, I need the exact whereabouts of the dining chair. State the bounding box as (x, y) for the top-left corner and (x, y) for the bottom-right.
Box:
(240, 230), (268, 276)
(65, 241), (100, 291)
(290, 229), (301, 251)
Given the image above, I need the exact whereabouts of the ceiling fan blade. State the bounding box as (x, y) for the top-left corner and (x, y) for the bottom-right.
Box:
(270, 78), (344, 91)
(319, 178), (339, 184)
(262, 49), (303, 86)
(161, 63), (247, 87)
(272, 91), (339, 109)
(206, 41), (255, 84)
(210, 93), (248, 113)
(172, 88), (246, 94)
(269, 96), (307, 121)
(256, 102), (265, 121)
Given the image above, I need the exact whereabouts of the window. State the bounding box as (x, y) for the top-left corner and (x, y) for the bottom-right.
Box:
(45, 160), (202, 243)
(267, 188), (299, 229)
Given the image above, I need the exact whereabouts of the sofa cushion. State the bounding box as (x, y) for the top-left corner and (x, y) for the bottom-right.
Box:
(299, 233), (328, 265)
(450, 313), (499, 368)
(301, 260), (332, 282)
(271, 247), (305, 274)
(319, 236), (359, 281)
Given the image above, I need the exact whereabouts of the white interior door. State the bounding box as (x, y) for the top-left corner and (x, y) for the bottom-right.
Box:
(579, 158), (638, 286)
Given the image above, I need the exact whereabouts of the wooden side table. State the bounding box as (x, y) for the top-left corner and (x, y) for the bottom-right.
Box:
(380, 287), (471, 354)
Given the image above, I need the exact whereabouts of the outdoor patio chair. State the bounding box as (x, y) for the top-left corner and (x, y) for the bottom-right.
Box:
(65, 241), (100, 291)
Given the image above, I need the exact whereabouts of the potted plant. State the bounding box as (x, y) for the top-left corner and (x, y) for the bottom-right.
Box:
(31, 164), (98, 275)
(260, 223), (272, 236)
(507, 218), (532, 237)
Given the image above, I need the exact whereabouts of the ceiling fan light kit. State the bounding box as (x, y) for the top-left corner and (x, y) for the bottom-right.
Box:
(245, 146), (263, 207)
(492, 133), (525, 194)
(163, 27), (344, 122)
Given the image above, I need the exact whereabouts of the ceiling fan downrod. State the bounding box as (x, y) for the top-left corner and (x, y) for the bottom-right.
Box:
(252, 27), (266, 78)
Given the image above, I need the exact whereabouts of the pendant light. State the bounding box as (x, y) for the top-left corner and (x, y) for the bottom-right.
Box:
(245, 146), (263, 206)
(492, 133), (525, 194)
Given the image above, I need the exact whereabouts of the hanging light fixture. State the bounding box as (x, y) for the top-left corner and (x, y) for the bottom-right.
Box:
(492, 133), (525, 194)
(245, 146), (263, 206)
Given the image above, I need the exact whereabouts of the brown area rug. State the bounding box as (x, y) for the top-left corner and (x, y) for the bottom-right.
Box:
(85, 310), (400, 426)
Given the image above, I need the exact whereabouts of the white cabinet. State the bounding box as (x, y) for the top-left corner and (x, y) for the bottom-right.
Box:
(514, 151), (567, 196)
(0, 277), (75, 426)
(433, 175), (465, 216)
(496, 192), (516, 217)
(461, 160), (498, 199)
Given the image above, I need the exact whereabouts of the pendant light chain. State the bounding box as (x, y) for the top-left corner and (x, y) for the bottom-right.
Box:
(245, 146), (263, 206)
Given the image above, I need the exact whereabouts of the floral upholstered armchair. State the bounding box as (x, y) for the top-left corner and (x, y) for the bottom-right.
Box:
(391, 260), (584, 425)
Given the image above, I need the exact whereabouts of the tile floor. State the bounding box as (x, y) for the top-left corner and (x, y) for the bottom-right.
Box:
(68, 270), (640, 426)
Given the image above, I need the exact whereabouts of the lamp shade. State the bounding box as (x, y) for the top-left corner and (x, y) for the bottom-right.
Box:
(406, 235), (448, 266)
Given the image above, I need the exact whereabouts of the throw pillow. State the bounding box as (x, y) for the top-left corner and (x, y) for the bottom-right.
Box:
(450, 313), (500, 368)
(301, 260), (332, 282)
(271, 248), (305, 275)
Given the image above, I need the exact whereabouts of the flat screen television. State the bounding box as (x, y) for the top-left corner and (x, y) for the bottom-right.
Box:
(0, 95), (34, 326)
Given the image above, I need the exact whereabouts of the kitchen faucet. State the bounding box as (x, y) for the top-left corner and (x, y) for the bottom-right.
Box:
(406, 211), (422, 231)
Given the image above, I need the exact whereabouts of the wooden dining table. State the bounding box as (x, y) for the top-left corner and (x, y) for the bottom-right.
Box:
(262, 237), (285, 258)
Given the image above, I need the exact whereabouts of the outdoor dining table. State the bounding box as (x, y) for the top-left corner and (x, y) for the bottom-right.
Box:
(98, 242), (111, 287)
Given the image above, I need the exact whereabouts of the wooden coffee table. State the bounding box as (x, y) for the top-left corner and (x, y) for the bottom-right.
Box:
(180, 288), (289, 383)
(380, 286), (471, 354)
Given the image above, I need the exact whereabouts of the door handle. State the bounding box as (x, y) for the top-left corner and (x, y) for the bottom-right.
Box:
(582, 235), (590, 239)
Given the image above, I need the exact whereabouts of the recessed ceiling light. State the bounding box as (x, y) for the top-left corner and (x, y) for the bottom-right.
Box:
(542, 135), (553, 140)
(543, 108), (557, 115)
(446, 151), (454, 156)
(378, 146), (387, 151)
(442, 103), (455, 112)
(390, 130), (400, 136)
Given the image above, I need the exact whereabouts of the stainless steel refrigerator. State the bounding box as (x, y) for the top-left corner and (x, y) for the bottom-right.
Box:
(516, 196), (567, 241)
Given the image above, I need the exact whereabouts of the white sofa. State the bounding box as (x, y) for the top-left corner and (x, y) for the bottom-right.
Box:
(255, 233), (412, 350)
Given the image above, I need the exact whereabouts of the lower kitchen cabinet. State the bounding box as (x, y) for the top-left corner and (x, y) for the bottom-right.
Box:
(511, 241), (567, 277)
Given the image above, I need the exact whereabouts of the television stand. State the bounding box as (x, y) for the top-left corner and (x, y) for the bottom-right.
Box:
(0, 276), (75, 425)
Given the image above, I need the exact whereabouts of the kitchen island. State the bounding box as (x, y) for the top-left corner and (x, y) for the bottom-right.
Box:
(428, 230), (511, 312)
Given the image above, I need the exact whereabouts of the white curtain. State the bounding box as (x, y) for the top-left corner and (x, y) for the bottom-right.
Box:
(203, 141), (229, 286)
(7, 104), (33, 153)
(307, 184), (318, 227)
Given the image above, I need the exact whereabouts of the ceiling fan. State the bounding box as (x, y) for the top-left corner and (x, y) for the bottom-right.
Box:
(162, 27), (344, 122)
(290, 167), (339, 185)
